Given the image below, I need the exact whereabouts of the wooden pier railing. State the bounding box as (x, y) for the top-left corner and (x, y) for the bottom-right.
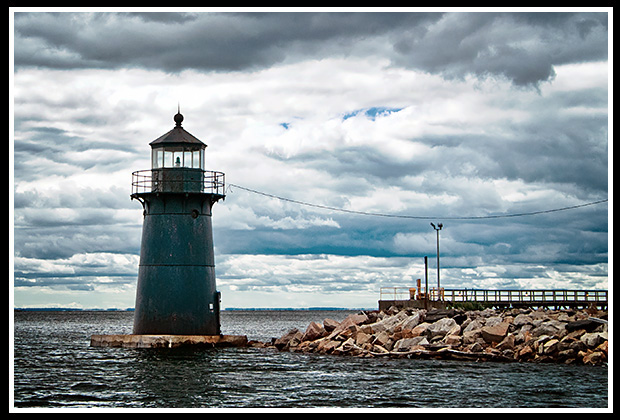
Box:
(379, 287), (608, 310)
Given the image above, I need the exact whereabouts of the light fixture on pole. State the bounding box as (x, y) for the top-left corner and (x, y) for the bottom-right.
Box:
(430, 222), (443, 298)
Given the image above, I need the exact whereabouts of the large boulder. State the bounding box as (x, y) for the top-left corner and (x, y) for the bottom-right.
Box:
(443, 334), (462, 347)
(274, 328), (303, 350)
(479, 308), (498, 318)
(338, 313), (369, 330)
(372, 331), (391, 348)
(542, 338), (560, 355)
(530, 320), (566, 338)
(354, 331), (373, 346)
(324, 313), (369, 339)
(408, 322), (431, 338)
(485, 316), (504, 328)
(368, 311), (409, 334)
(334, 337), (358, 355)
(517, 344), (535, 360)
(427, 317), (458, 339)
(463, 318), (485, 333)
(316, 338), (340, 354)
(514, 326), (533, 345)
(582, 350), (606, 365)
(323, 318), (340, 332)
(596, 340), (608, 355)
(513, 313), (534, 327)
(566, 318), (605, 333)
(581, 332), (607, 348)
(463, 329), (482, 345)
(401, 311), (423, 331)
(495, 333), (515, 351)
(302, 321), (326, 342)
(481, 322), (509, 344)
(424, 309), (456, 323)
(393, 336), (429, 352)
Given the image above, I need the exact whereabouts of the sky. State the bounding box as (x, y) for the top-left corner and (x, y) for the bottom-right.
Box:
(11, 9), (612, 310)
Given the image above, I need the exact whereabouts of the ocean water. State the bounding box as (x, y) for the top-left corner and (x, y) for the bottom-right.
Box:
(12, 310), (609, 409)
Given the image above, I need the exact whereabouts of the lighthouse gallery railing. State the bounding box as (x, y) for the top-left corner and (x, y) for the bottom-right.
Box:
(131, 169), (225, 196)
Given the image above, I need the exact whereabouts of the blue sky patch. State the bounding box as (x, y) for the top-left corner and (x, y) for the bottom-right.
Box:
(343, 107), (404, 121)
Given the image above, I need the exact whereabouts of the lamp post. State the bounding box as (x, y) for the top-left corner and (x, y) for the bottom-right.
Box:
(430, 222), (443, 298)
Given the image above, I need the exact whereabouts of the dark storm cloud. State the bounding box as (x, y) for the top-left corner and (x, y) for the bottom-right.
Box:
(11, 10), (609, 306)
(13, 11), (607, 87)
(14, 221), (142, 260)
(126, 12), (200, 24)
(15, 12), (436, 72)
(215, 197), (608, 262)
(389, 12), (607, 87)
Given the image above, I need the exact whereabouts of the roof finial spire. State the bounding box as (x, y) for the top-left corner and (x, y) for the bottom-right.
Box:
(174, 103), (184, 127)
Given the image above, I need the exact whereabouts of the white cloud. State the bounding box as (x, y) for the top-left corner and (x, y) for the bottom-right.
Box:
(216, 253), (418, 308)
(12, 11), (609, 309)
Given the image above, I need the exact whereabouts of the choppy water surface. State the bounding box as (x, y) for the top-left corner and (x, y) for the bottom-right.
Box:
(13, 310), (608, 409)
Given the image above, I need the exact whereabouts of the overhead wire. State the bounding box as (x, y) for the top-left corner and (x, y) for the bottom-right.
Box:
(227, 183), (608, 221)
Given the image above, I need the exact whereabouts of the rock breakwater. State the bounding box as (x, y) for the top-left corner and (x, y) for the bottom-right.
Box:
(254, 306), (608, 365)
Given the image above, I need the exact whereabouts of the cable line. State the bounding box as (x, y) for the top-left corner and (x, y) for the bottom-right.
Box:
(228, 183), (608, 221)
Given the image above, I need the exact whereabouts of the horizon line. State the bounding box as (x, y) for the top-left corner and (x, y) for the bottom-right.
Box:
(14, 306), (372, 312)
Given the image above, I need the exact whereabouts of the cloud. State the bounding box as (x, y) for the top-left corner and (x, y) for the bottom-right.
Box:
(390, 12), (608, 87)
(14, 252), (139, 295)
(13, 252), (139, 309)
(14, 12), (607, 87)
(11, 11), (609, 308)
(14, 13), (435, 71)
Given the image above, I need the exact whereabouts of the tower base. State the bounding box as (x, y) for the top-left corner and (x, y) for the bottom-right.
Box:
(90, 334), (247, 349)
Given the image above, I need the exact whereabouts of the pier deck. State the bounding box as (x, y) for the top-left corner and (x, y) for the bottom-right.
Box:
(379, 288), (608, 311)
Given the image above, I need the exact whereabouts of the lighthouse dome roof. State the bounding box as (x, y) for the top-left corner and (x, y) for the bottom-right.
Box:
(149, 111), (206, 149)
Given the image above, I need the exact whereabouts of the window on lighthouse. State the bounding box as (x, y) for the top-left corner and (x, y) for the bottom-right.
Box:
(164, 150), (173, 167)
(152, 148), (204, 169)
(153, 149), (164, 168)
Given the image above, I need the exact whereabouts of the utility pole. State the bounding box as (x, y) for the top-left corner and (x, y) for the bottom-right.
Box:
(430, 223), (443, 298)
(424, 256), (429, 309)
(424, 256), (428, 297)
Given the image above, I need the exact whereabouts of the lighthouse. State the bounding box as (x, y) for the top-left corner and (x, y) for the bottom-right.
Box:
(130, 109), (225, 336)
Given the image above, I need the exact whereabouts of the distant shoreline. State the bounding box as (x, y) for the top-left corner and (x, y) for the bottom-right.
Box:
(14, 307), (368, 312)
(14, 307), (133, 312)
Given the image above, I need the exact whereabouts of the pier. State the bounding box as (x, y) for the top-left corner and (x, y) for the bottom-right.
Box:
(379, 287), (608, 311)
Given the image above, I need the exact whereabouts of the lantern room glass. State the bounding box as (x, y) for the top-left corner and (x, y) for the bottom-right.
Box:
(152, 148), (204, 169)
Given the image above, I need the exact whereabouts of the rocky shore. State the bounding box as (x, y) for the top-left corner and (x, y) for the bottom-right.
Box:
(252, 306), (609, 365)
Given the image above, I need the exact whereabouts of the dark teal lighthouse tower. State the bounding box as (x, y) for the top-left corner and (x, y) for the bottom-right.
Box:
(131, 110), (225, 335)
